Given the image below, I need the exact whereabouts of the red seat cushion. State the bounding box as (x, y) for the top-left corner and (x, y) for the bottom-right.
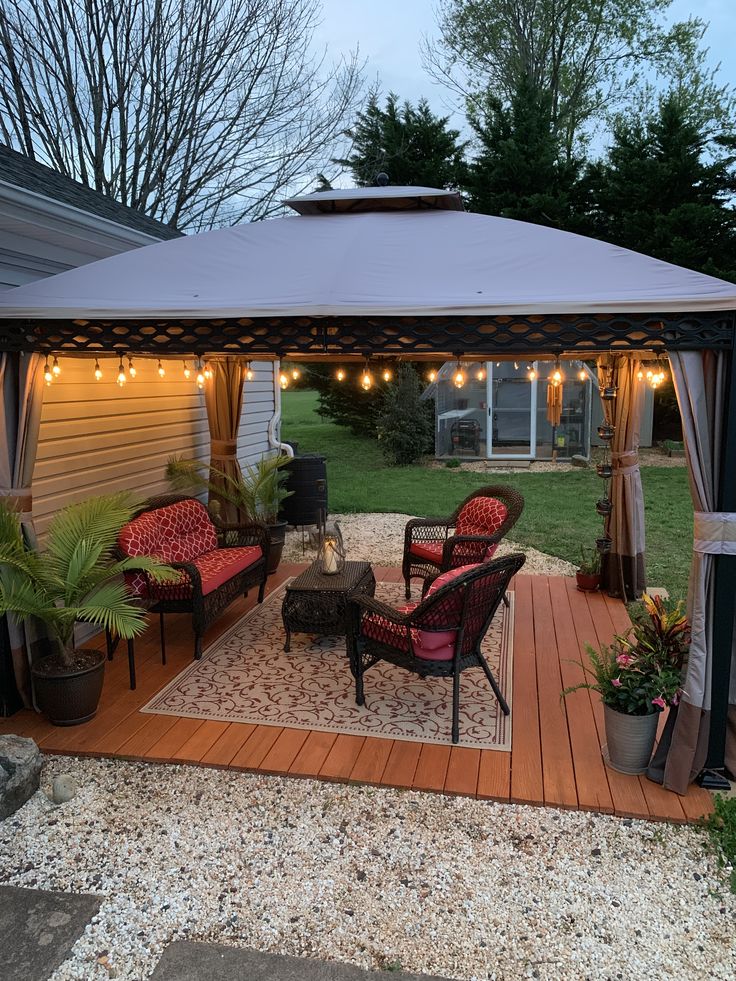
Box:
(409, 540), (444, 564)
(147, 546), (263, 600)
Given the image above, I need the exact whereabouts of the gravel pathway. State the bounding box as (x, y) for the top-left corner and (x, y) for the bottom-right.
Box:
(283, 513), (575, 578)
(1, 756), (733, 981)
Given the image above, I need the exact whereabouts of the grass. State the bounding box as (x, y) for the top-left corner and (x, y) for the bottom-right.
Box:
(706, 795), (736, 893)
(282, 390), (693, 599)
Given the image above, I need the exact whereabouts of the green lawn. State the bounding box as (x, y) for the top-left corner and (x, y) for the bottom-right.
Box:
(282, 390), (693, 599)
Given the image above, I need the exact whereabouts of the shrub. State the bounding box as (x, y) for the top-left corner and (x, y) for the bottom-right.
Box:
(376, 364), (434, 466)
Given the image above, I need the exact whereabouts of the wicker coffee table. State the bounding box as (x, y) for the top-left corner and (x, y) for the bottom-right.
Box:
(282, 560), (376, 652)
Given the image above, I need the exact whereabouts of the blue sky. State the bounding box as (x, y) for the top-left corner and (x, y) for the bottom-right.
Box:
(316, 0), (736, 129)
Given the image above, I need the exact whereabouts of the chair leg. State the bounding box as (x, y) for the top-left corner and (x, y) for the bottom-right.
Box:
(355, 655), (365, 706)
(159, 612), (167, 665)
(105, 628), (114, 661)
(452, 665), (461, 744)
(258, 577), (266, 603)
(502, 592), (510, 608)
(127, 639), (136, 691)
(478, 651), (510, 715)
(194, 633), (203, 660)
(404, 577), (411, 600)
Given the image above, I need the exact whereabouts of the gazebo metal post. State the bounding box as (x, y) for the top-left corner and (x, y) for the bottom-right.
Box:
(700, 334), (736, 788)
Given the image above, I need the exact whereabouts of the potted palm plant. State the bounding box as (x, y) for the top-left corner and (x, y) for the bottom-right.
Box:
(563, 595), (689, 773)
(576, 546), (601, 591)
(0, 493), (174, 726)
(166, 453), (292, 574)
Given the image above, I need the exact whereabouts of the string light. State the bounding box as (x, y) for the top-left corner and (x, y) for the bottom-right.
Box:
(183, 361), (191, 379)
(637, 367), (644, 382)
(551, 360), (563, 386)
(382, 367), (392, 382)
(527, 365), (537, 381)
(578, 367), (587, 381)
(336, 368), (346, 382)
(203, 362), (213, 381)
(157, 360), (165, 378)
(246, 363), (254, 382)
(514, 362), (519, 371)
(475, 365), (486, 381)
(127, 356), (136, 379)
(291, 367), (300, 381)
(360, 363), (373, 391)
(196, 359), (205, 389)
(52, 356), (61, 377)
(427, 369), (437, 383)
(94, 359), (102, 381)
(452, 363), (466, 388)
(117, 358), (126, 387)
(279, 371), (289, 390)
(43, 359), (53, 385)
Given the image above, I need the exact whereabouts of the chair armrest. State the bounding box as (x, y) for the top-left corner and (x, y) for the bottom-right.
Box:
(215, 520), (270, 553)
(442, 534), (497, 568)
(146, 560), (203, 597)
(348, 593), (411, 625)
(404, 517), (452, 551)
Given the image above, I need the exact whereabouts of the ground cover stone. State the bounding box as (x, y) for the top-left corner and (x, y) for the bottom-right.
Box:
(0, 734), (42, 820)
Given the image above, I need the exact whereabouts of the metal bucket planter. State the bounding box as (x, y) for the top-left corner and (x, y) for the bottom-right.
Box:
(602, 704), (658, 774)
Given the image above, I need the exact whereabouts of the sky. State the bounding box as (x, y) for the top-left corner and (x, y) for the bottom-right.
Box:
(315, 0), (736, 138)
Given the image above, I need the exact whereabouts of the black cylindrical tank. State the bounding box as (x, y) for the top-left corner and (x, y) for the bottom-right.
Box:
(279, 454), (328, 527)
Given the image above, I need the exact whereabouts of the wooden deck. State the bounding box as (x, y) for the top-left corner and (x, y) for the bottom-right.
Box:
(0, 565), (713, 823)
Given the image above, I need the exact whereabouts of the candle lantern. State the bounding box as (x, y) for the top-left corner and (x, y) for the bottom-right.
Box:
(317, 522), (346, 576)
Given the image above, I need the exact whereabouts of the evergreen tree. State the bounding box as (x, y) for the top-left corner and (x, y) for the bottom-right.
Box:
(590, 95), (736, 280)
(377, 365), (435, 466)
(466, 79), (584, 229)
(335, 91), (468, 189)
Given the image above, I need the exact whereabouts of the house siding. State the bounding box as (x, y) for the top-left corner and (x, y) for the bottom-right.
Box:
(32, 358), (275, 538)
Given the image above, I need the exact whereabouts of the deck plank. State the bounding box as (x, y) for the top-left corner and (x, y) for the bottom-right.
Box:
(476, 751), (510, 801)
(412, 744), (451, 792)
(258, 727), (311, 773)
(319, 735), (366, 781)
(381, 741), (422, 789)
(145, 718), (204, 761)
(637, 775), (687, 823)
(230, 725), (283, 770)
(200, 723), (257, 767)
(509, 576), (544, 805)
(349, 736), (393, 784)
(288, 731), (339, 778)
(444, 746), (481, 797)
(171, 721), (232, 763)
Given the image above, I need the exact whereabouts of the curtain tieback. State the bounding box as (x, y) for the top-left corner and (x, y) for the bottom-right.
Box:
(210, 439), (238, 460)
(0, 489), (33, 513)
(693, 512), (736, 555)
(611, 450), (639, 475)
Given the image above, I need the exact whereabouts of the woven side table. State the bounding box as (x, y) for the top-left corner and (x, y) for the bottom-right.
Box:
(282, 560), (376, 652)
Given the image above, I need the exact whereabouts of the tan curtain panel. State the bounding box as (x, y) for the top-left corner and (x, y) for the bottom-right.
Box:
(596, 355), (646, 600)
(204, 357), (247, 523)
(0, 352), (44, 708)
(648, 351), (736, 794)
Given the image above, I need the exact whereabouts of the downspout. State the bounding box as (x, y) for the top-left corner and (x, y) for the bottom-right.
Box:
(268, 360), (294, 457)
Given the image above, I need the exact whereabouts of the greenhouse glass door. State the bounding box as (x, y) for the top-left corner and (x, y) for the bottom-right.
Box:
(487, 361), (536, 459)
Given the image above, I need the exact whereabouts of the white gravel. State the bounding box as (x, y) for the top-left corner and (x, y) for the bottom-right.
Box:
(283, 512), (576, 578)
(1, 756), (733, 981)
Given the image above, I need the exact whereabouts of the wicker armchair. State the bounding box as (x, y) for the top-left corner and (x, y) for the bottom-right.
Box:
(402, 485), (524, 599)
(117, 493), (269, 666)
(347, 554), (525, 744)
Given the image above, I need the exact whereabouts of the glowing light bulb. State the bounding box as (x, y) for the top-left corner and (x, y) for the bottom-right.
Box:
(204, 362), (213, 381)
(578, 368), (587, 381)
(552, 366), (563, 385)
(196, 371), (205, 389)
(528, 367), (537, 381)
(183, 361), (191, 380)
(336, 368), (346, 382)
(43, 360), (52, 385)
(94, 359), (102, 381)
(127, 357), (136, 379)
(453, 368), (465, 388)
(428, 369), (437, 383)
(279, 372), (289, 389)
(291, 367), (300, 380)
(382, 368), (392, 382)
(514, 362), (519, 371)
(117, 360), (126, 387)
(475, 366), (486, 381)
(637, 368), (644, 381)
(360, 366), (373, 391)
(246, 363), (254, 382)
(52, 356), (61, 377)
(157, 360), (165, 378)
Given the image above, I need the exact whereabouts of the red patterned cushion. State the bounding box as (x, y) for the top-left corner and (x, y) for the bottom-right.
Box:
(409, 540), (444, 564)
(136, 546), (263, 601)
(363, 603), (416, 651)
(412, 564), (478, 661)
(455, 497), (508, 538)
(119, 499), (217, 564)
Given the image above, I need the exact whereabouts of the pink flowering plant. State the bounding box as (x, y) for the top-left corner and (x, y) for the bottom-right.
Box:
(563, 595), (690, 716)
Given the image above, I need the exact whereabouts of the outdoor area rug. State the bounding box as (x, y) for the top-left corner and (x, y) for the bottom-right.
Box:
(140, 581), (514, 750)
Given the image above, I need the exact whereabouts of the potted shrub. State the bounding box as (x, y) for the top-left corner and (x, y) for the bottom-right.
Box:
(0, 493), (174, 726)
(166, 453), (292, 574)
(563, 594), (690, 773)
(575, 546), (601, 591)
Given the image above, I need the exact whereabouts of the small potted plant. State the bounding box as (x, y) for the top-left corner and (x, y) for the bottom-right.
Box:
(0, 493), (174, 726)
(166, 453), (292, 574)
(576, 546), (601, 591)
(563, 595), (689, 773)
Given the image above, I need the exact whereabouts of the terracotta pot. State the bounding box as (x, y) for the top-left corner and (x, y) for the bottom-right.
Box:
(31, 649), (105, 726)
(576, 571), (600, 592)
(603, 704), (658, 774)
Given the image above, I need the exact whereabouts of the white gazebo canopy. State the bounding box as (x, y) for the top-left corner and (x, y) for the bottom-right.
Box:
(0, 186), (735, 320)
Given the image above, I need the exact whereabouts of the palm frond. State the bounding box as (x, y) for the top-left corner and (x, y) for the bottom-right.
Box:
(70, 581), (149, 639)
(0, 579), (61, 630)
(0, 501), (24, 550)
(46, 492), (139, 569)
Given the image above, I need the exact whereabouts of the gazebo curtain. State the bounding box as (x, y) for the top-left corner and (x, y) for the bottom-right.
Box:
(648, 351), (736, 793)
(0, 352), (44, 708)
(596, 355), (646, 601)
(204, 357), (247, 522)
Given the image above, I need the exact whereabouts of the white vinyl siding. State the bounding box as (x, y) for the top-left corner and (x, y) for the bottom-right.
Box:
(32, 358), (276, 538)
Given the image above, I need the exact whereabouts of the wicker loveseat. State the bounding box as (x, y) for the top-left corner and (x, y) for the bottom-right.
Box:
(118, 494), (269, 665)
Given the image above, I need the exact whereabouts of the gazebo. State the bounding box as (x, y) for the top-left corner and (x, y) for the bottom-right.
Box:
(0, 185), (734, 795)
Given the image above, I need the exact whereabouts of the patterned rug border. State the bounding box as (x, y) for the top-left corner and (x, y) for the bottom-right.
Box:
(140, 580), (515, 751)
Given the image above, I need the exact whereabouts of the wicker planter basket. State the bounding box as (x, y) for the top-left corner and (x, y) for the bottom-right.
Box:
(602, 704), (658, 774)
(31, 649), (105, 726)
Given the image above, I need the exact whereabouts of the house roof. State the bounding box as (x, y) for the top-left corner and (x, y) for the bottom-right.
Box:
(0, 185), (735, 320)
(0, 144), (182, 241)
